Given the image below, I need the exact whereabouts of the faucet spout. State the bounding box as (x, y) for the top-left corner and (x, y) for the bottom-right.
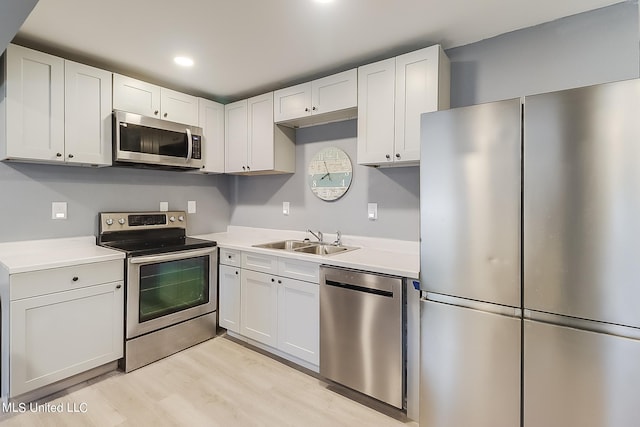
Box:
(307, 229), (323, 243)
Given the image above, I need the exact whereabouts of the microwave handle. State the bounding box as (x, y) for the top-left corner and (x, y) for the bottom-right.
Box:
(186, 128), (193, 161)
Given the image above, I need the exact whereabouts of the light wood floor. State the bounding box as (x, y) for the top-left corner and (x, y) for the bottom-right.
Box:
(0, 335), (418, 427)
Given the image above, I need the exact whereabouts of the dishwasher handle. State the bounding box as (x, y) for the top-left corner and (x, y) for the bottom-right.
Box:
(325, 279), (395, 298)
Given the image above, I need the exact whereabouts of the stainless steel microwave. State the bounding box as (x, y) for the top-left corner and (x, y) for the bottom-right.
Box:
(113, 110), (204, 170)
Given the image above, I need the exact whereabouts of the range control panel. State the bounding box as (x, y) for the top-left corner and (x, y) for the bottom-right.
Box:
(99, 211), (186, 232)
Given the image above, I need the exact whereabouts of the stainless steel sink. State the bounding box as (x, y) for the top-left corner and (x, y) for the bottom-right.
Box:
(253, 240), (310, 250)
(252, 240), (358, 256)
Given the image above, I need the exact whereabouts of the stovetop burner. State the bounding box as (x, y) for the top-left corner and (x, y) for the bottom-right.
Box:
(97, 211), (216, 256)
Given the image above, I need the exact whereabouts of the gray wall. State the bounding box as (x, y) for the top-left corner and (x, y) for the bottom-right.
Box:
(229, 120), (421, 241)
(229, 2), (640, 242)
(0, 163), (231, 242)
(1, 2), (638, 244)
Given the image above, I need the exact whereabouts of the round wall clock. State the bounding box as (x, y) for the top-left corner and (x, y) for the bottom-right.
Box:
(307, 147), (353, 201)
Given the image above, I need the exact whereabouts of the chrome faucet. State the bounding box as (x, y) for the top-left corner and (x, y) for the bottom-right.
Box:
(334, 230), (342, 246)
(307, 229), (323, 243)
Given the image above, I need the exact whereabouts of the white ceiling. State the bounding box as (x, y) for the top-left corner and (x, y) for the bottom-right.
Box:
(15, 0), (623, 102)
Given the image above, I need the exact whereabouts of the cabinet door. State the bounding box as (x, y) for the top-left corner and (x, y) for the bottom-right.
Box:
(273, 82), (312, 122)
(356, 58), (396, 165)
(277, 278), (319, 365)
(219, 265), (241, 333)
(198, 98), (225, 173)
(64, 60), (112, 166)
(5, 44), (64, 162)
(240, 269), (278, 347)
(224, 99), (248, 173)
(10, 281), (124, 397)
(395, 46), (443, 163)
(160, 87), (198, 126)
(311, 69), (357, 115)
(247, 92), (274, 172)
(112, 74), (161, 118)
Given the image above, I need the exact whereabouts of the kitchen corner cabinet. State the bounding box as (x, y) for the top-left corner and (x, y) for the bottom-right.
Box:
(225, 92), (295, 175)
(7, 260), (124, 398)
(0, 44), (112, 166)
(198, 98), (225, 174)
(357, 45), (450, 166)
(274, 69), (357, 128)
(112, 74), (199, 126)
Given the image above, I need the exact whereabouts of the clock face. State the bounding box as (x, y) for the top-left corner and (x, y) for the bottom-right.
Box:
(307, 147), (353, 201)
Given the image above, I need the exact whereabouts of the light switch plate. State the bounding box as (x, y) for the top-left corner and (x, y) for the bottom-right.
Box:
(368, 203), (378, 221)
(159, 202), (169, 212)
(52, 202), (67, 220)
(188, 201), (197, 214)
(283, 202), (290, 216)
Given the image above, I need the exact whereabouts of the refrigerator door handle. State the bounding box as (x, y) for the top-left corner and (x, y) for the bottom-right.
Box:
(425, 292), (521, 318)
(525, 310), (640, 340)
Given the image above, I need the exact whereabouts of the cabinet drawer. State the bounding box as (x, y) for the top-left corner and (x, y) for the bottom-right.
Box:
(278, 258), (319, 283)
(242, 252), (278, 274)
(220, 248), (241, 267)
(10, 260), (124, 300)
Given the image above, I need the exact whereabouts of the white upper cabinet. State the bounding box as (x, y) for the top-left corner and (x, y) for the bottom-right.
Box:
(274, 69), (357, 128)
(225, 92), (295, 175)
(1, 44), (112, 166)
(357, 45), (450, 166)
(224, 98), (249, 173)
(160, 87), (199, 125)
(113, 74), (199, 126)
(198, 98), (225, 174)
(64, 60), (113, 166)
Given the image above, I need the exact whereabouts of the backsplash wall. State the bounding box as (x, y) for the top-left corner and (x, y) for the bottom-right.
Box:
(229, 120), (421, 242)
(0, 162), (232, 242)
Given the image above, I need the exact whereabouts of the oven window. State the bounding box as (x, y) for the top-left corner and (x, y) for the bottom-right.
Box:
(138, 256), (209, 323)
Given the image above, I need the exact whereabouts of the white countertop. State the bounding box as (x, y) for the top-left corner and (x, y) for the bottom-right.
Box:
(196, 226), (420, 279)
(0, 236), (125, 274)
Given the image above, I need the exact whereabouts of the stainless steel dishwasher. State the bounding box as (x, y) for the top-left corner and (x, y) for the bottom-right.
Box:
(319, 265), (405, 409)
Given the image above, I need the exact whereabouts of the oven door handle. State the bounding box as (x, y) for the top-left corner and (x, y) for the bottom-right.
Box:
(129, 247), (215, 264)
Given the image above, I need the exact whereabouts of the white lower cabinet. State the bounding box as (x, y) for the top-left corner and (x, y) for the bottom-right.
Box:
(220, 249), (320, 367)
(277, 276), (319, 365)
(7, 260), (124, 398)
(218, 264), (241, 333)
(240, 269), (279, 347)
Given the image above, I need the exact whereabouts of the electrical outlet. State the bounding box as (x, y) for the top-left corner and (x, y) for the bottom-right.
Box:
(52, 202), (67, 220)
(283, 202), (290, 216)
(159, 202), (169, 212)
(188, 201), (197, 214)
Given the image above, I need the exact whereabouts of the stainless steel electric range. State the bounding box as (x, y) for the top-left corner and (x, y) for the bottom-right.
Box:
(97, 211), (217, 372)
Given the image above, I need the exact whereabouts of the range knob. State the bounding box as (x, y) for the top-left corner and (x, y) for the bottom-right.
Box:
(105, 218), (113, 226)
(169, 216), (176, 222)
(118, 218), (126, 225)
(178, 215), (185, 222)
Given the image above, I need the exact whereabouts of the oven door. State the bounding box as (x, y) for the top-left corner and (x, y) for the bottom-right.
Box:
(126, 246), (217, 339)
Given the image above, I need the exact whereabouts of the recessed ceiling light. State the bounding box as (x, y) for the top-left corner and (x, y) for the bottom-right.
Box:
(174, 56), (194, 67)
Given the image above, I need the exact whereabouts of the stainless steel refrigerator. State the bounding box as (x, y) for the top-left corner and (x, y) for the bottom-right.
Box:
(419, 98), (522, 427)
(522, 80), (640, 427)
(419, 79), (640, 427)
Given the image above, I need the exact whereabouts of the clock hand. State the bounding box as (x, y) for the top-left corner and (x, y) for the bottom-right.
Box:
(320, 172), (329, 180)
(324, 161), (332, 180)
